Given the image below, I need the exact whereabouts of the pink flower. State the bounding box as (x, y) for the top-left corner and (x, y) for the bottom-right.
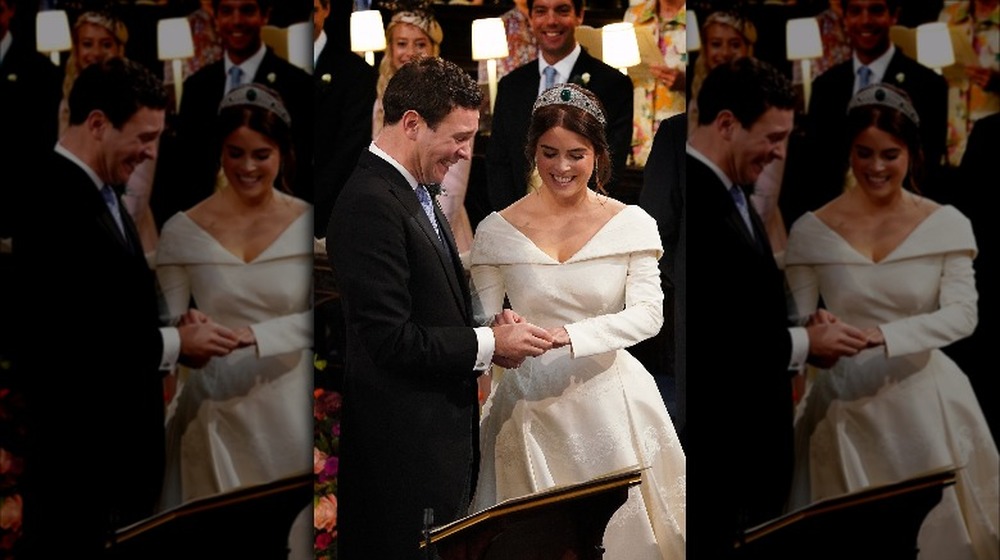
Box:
(315, 531), (333, 550)
(313, 448), (328, 475)
(0, 494), (23, 531)
(319, 456), (339, 482)
(314, 494), (338, 533)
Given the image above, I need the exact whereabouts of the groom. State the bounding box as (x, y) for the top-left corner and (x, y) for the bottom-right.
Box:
(15, 58), (240, 556)
(685, 57), (869, 558)
(328, 56), (553, 560)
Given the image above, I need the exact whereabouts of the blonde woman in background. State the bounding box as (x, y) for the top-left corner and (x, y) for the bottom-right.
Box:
(59, 12), (128, 135)
(374, 4), (476, 261)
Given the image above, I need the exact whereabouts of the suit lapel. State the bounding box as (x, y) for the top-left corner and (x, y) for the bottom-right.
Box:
(432, 199), (471, 321)
(691, 156), (762, 253)
(362, 153), (471, 320)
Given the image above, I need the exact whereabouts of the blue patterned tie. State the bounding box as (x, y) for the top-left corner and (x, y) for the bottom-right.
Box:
(543, 66), (557, 90)
(730, 185), (755, 239)
(416, 184), (442, 241)
(227, 66), (244, 93)
(857, 65), (873, 90)
(101, 185), (126, 238)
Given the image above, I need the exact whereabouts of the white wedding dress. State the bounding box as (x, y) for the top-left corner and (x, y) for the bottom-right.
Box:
(469, 206), (686, 559)
(785, 206), (999, 560)
(155, 209), (313, 510)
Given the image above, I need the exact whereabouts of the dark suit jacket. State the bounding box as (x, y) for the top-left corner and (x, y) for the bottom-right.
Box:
(313, 45), (377, 238)
(686, 154), (795, 558)
(641, 113), (686, 437)
(0, 35), (62, 238)
(485, 48), (634, 211)
(16, 151), (166, 554)
(328, 150), (480, 560)
(152, 47), (313, 226)
(782, 48), (948, 226)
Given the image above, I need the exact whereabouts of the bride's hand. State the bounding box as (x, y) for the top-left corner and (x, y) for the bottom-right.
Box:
(234, 326), (257, 348)
(547, 327), (571, 349)
(863, 327), (885, 348)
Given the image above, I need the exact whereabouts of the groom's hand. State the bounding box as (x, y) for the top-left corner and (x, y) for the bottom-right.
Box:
(805, 321), (867, 368)
(492, 309), (525, 326)
(178, 308), (210, 326)
(492, 322), (553, 361)
(178, 321), (240, 368)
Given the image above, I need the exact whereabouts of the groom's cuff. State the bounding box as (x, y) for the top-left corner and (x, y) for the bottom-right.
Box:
(787, 326), (809, 371)
(159, 326), (181, 371)
(473, 326), (495, 372)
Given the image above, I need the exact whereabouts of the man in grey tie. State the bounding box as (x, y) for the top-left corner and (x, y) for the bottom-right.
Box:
(151, 0), (313, 227)
(781, 0), (947, 226)
(485, 0), (633, 213)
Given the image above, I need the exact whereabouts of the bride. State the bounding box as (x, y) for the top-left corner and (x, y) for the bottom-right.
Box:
(469, 84), (685, 558)
(155, 84), (313, 509)
(785, 84), (998, 559)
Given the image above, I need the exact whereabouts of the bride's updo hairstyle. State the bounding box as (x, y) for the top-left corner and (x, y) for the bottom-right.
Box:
(526, 83), (612, 194)
(216, 83), (296, 194)
(845, 83), (924, 193)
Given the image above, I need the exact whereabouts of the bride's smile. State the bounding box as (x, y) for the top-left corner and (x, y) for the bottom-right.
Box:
(535, 125), (594, 197)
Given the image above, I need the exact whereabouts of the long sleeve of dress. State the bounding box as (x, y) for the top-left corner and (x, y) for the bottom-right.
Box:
(565, 249), (665, 359)
(248, 310), (312, 358)
(880, 250), (978, 358)
(785, 261), (820, 324)
(156, 262), (192, 324)
(470, 262), (506, 327)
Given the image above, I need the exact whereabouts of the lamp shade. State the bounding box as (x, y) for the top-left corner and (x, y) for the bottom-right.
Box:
(786, 17), (822, 61)
(157, 17), (194, 60)
(286, 21), (313, 71)
(916, 22), (954, 69)
(687, 10), (700, 52)
(602, 22), (640, 70)
(471, 18), (508, 61)
(36, 10), (72, 54)
(351, 10), (386, 53)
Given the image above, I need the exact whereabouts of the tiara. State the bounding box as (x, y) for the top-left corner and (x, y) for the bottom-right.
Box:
(847, 84), (920, 126)
(532, 84), (607, 126)
(218, 83), (292, 126)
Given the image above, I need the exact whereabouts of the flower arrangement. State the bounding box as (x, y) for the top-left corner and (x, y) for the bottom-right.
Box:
(0, 365), (26, 558)
(313, 356), (342, 560)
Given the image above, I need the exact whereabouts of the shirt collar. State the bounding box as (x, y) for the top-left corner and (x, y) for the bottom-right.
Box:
(314, 30), (327, 66)
(224, 42), (267, 87)
(852, 43), (895, 90)
(537, 42), (582, 94)
(686, 142), (735, 191)
(55, 142), (105, 192)
(368, 141), (420, 192)
(0, 32), (11, 67)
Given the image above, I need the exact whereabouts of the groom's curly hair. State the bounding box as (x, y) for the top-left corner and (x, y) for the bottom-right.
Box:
(381, 57), (482, 130)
